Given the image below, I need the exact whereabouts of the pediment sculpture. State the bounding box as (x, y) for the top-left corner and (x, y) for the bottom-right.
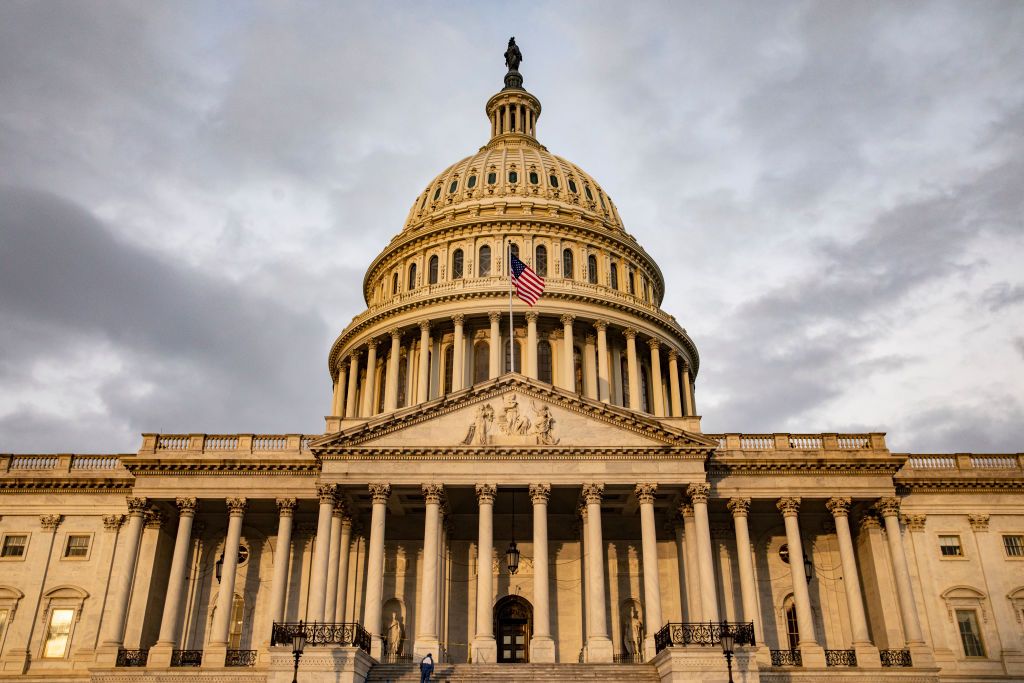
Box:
(461, 393), (559, 446)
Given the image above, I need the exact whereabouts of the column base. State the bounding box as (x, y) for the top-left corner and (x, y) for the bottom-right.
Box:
(370, 635), (384, 661)
(908, 642), (936, 668)
(92, 644), (122, 668)
(147, 643), (175, 668)
(412, 637), (440, 662)
(530, 635), (555, 663)
(853, 642), (881, 668)
(471, 636), (497, 664)
(654, 646), (759, 682)
(586, 636), (613, 663)
(203, 644), (228, 668)
(644, 635), (658, 662)
(798, 642), (826, 668)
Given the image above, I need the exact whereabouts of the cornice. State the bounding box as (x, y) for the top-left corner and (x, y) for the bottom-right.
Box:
(896, 481), (1024, 494)
(120, 459), (320, 476)
(708, 460), (903, 475)
(0, 478), (134, 493)
(320, 446), (707, 460)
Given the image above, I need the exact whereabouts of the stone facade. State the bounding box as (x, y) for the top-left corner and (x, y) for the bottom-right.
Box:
(1, 48), (1022, 683)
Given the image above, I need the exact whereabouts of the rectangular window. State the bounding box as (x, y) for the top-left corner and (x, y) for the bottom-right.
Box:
(64, 535), (90, 558)
(956, 609), (985, 657)
(42, 608), (75, 658)
(1003, 534), (1024, 557)
(1, 534), (27, 558)
(939, 535), (963, 557)
(0, 608), (9, 644)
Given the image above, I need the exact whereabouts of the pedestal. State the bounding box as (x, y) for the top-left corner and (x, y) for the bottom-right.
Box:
(203, 644), (228, 668)
(412, 636), (440, 661)
(266, 645), (374, 683)
(586, 635), (614, 662)
(471, 636), (497, 664)
(853, 643), (882, 668)
(530, 635), (555, 663)
(908, 642), (936, 668)
(653, 646), (759, 683)
(799, 642), (826, 668)
(147, 643), (174, 668)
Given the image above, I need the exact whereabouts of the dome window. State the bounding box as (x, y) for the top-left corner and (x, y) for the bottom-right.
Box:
(509, 242), (520, 260)
(408, 263), (417, 290)
(428, 255), (439, 284)
(452, 249), (464, 280)
(433, 187), (441, 201)
(449, 180), (458, 193)
(549, 174), (559, 188)
(599, 193), (606, 209)
(508, 170), (518, 184)
(628, 269), (636, 295)
(392, 272), (399, 295)
(538, 340), (553, 384)
(584, 185), (594, 201)
(610, 263), (619, 289)
(479, 245), (492, 277)
(562, 249), (574, 279)
(535, 245), (548, 277)
(467, 175), (477, 189)
(568, 179), (578, 194)
(587, 255), (598, 284)
(529, 171), (539, 185)
(487, 172), (497, 184)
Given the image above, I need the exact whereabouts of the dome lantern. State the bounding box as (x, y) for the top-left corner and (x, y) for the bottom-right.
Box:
(486, 37), (541, 141)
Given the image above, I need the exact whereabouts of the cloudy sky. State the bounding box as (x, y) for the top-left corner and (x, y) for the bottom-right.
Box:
(1, 1), (1022, 455)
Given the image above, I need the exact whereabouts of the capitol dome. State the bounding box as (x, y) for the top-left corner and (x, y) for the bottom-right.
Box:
(327, 54), (700, 423)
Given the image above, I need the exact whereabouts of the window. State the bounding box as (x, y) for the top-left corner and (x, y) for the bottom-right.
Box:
(397, 354), (408, 409)
(479, 245), (492, 277)
(1004, 535), (1024, 557)
(467, 175), (477, 189)
(449, 180), (458, 193)
(573, 346), (584, 394)
(956, 610), (985, 657)
(377, 361), (387, 413)
(509, 242), (519, 260)
(538, 340), (552, 384)
(451, 249), (464, 279)
(64, 535), (90, 559)
(432, 186), (441, 201)
(628, 270), (636, 295)
(474, 342), (489, 385)
(549, 174), (559, 188)
(584, 184), (594, 201)
(940, 535), (964, 557)
(420, 193), (428, 210)
(535, 245), (547, 276)
(568, 179), (578, 194)
(408, 263), (417, 290)
(428, 255), (439, 284)
(599, 193), (606, 209)
(391, 272), (399, 295)
(508, 170), (518, 184)
(529, 171), (539, 184)
(487, 171), (497, 184)
(640, 365), (651, 413)
(0, 608), (9, 645)
(610, 263), (619, 289)
(587, 254), (598, 284)
(562, 249), (574, 279)
(42, 608), (75, 658)
(504, 340), (522, 374)
(785, 601), (799, 651)
(228, 594), (245, 650)
(1, 534), (27, 559)
(443, 346), (454, 394)
(620, 356), (630, 408)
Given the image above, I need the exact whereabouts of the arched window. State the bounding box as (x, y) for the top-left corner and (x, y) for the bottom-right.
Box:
(584, 184), (594, 201)
(443, 345), (454, 394)
(785, 598), (799, 651)
(535, 245), (548, 276)
(504, 340), (523, 374)
(549, 173), (559, 188)
(587, 254), (598, 284)
(628, 269), (636, 295)
(562, 249), (574, 279)
(428, 255), (439, 284)
(473, 341), (489, 384)
(538, 340), (553, 384)
(397, 353), (408, 408)
(407, 263), (417, 290)
(640, 365), (651, 413)
(377, 361), (387, 413)
(620, 356), (630, 408)
(509, 242), (520, 260)
(479, 245), (492, 277)
(574, 346), (584, 394)
(228, 594), (245, 649)
(610, 263), (619, 289)
(432, 186), (441, 201)
(391, 272), (399, 295)
(451, 249), (464, 279)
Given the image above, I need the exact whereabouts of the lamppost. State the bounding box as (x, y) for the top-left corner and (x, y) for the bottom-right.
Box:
(719, 623), (735, 683)
(291, 623), (307, 683)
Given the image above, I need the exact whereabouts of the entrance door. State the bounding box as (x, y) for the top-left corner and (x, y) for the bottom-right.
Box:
(494, 595), (532, 663)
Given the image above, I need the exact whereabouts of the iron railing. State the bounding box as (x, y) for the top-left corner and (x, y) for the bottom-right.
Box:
(271, 621), (371, 653)
(170, 649), (202, 667)
(654, 621), (756, 653)
(825, 648), (857, 667)
(115, 649), (149, 667)
(225, 649), (257, 667)
(880, 649), (913, 667)
(613, 652), (644, 664)
(770, 649), (802, 666)
(380, 653), (412, 663)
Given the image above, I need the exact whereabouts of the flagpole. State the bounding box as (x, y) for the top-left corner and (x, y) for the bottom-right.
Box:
(508, 239), (515, 374)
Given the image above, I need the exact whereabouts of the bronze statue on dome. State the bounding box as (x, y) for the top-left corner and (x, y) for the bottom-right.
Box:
(505, 37), (522, 72)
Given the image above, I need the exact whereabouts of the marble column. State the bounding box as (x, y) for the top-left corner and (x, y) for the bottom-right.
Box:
(362, 340), (379, 417)
(269, 498), (297, 625)
(99, 497), (148, 652)
(530, 484), (555, 661)
(525, 311), (539, 379)
(324, 499), (346, 622)
(636, 484), (663, 660)
(681, 362), (694, 416)
(561, 314), (576, 390)
(489, 312), (502, 379)
(579, 505), (591, 644)
(472, 484), (497, 662)
(333, 362), (348, 417)
(728, 498), (761, 643)
(364, 483), (391, 659)
(582, 483), (613, 661)
(149, 498), (197, 665)
(346, 352), (361, 417)
(209, 498), (247, 651)
(876, 498), (927, 649)
(584, 334), (598, 399)
(417, 321), (431, 403)
(415, 484), (444, 658)
(827, 497), (880, 665)
(334, 514), (353, 622)
(647, 339), (665, 416)
(687, 483), (719, 622)
(667, 351), (683, 418)
(452, 314), (465, 390)
(308, 484), (336, 622)
(777, 497), (825, 666)
(624, 329), (641, 411)
(384, 328), (401, 412)
(679, 503), (701, 621)
(594, 320), (610, 402)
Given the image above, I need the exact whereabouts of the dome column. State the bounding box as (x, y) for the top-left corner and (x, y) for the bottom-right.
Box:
(594, 321), (610, 403)
(361, 340), (379, 417)
(384, 328), (401, 412)
(345, 352), (361, 417)
(560, 314), (576, 390)
(452, 314), (465, 391)
(624, 329), (641, 411)
(488, 312), (502, 379)
(647, 338), (665, 416)
(525, 311), (539, 379)
(331, 362), (347, 417)
(667, 350), (683, 418)
(584, 334), (598, 399)
(417, 321), (431, 403)
(681, 361), (695, 416)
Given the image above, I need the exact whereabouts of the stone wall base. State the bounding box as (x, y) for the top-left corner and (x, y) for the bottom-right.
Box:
(266, 645), (373, 683)
(653, 646), (758, 683)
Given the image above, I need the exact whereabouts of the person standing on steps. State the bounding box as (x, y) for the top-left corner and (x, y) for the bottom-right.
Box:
(420, 652), (434, 682)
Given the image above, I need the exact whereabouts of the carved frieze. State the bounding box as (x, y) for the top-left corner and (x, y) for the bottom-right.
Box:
(460, 393), (559, 446)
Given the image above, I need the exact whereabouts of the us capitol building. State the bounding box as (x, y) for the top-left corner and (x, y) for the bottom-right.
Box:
(1, 42), (1022, 683)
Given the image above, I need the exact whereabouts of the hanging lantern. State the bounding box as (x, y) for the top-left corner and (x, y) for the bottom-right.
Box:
(506, 539), (521, 575)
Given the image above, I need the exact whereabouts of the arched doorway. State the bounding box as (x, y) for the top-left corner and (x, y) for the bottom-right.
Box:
(494, 595), (532, 663)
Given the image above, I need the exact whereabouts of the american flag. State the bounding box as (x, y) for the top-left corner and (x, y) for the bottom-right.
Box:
(510, 253), (545, 306)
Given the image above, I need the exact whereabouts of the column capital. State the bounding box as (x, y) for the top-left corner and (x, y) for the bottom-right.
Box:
(875, 496), (901, 518)
(452, 313), (466, 325)
(646, 337), (661, 351)
(524, 311), (539, 323)
(559, 313), (576, 326)
(859, 512), (882, 531)
(175, 497), (198, 515)
(584, 333), (596, 345)
(678, 502), (694, 519)
(635, 483), (657, 504)
(388, 327), (401, 339)
(825, 497), (852, 517)
(686, 482), (710, 504)
(422, 483), (445, 504)
(902, 514), (927, 531)
(968, 514), (990, 531)
(40, 514), (62, 531)
(582, 482), (604, 504)
(369, 483), (392, 503)
(776, 496), (801, 517)
(667, 348), (679, 361)
(419, 319), (432, 333)
(126, 496), (149, 515)
(727, 497), (751, 516)
(529, 483), (551, 504)
(332, 498), (348, 516)
(276, 498), (298, 516)
(145, 509), (165, 529)
(317, 483), (338, 504)
(349, 350), (362, 362)
(593, 319), (609, 332)
(681, 360), (692, 374)
(623, 327), (638, 340)
(226, 497), (247, 515)
(475, 483), (497, 504)
(367, 338), (380, 350)
(103, 514), (125, 531)
(489, 311), (503, 323)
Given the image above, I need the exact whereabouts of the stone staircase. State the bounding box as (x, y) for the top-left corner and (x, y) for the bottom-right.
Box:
(366, 662), (661, 682)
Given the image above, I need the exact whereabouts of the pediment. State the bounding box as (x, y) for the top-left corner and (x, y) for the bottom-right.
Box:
(311, 375), (717, 453)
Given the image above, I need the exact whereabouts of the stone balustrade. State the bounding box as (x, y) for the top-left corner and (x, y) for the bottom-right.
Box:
(708, 433), (887, 453)
(140, 433), (316, 456)
(2, 454), (127, 474)
(897, 453), (1024, 486)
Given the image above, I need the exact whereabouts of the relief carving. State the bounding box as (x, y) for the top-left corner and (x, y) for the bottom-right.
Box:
(460, 393), (559, 446)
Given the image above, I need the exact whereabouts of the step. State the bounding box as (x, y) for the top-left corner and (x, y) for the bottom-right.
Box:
(367, 662), (661, 682)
